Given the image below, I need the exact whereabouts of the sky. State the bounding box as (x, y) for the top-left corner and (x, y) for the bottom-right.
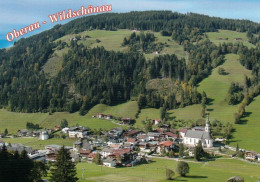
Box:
(1, 0), (260, 48)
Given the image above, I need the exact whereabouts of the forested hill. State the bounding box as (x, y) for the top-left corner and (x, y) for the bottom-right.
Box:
(0, 11), (259, 114)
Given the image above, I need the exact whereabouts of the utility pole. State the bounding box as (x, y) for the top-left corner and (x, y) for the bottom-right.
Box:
(81, 168), (85, 180)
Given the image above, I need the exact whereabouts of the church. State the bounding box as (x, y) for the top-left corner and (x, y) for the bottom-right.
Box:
(183, 116), (213, 148)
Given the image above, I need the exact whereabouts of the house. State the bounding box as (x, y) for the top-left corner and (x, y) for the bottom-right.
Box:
(121, 118), (134, 125)
(157, 141), (175, 154)
(68, 126), (89, 138)
(97, 113), (104, 119)
(127, 138), (137, 144)
(61, 127), (69, 133)
(245, 151), (257, 161)
(17, 129), (29, 137)
(73, 141), (83, 152)
(124, 130), (140, 137)
(45, 144), (62, 151)
(87, 153), (97, 162)
(101, 148), (114, 158)
(104, 114), (113, 120)
(137, 134), (149, 142)
(153, 119), (161, 125)
(46, 151), (58, 161)
(108, 127), (123, 138)
(161, 132), (177, 141)
(39, 130), (49, 140)
(183, 116), (213, 148)
(234, 38), (243, 41)
(79, 149), (92, 158)
(147, 132), (160, 141)
(179, 128), (188, 138)
(103, 158), (116, 167)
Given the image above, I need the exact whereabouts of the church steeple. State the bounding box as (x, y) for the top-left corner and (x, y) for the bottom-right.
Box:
(205, 114), (210, 132)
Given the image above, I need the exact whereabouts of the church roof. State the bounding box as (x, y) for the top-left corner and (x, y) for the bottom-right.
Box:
(185, 130), (212, 140)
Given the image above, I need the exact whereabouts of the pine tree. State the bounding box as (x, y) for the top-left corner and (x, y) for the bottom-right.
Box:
(4, 128), (8, 136)
(50, 146), (78, 182)
(194, 141), (205, 161)
(179, 143), (184, 157)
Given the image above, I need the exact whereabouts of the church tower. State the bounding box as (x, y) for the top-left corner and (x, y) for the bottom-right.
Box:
(205, 114), (211, 133)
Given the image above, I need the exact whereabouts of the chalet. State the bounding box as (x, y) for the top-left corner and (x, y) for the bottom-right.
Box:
(161, 132), (177, 140)
(124, 130), (140, 137)
(138, 142), (147, 151)
(127, 138), (137, 144)
(71, 153), (80, 162)
(103, 158), (116, 167)
(121, 118), (134, 125)
(108, 127), (123, 138)
(46, 151), (58, 161)
(61, 127), (69, 133)
(245, 151), (257, 161)
(101, 148), (114, 158)
(153, 119), (161, 125)
(73, 141), (83, 152)
(87, 153), (97, 162)
(68, 126), (89, 138)
(104, 114), (113, 120)
(79, 149), (92, 158)
(234, 38), (243, 41)
(137, 134), (149, 142)
(17, 129), (29, 137)
(147, 132), (160, 141)
(45, 144), (62, 151)
(97, 113), (104, 119)
(157, 141), (175, 154)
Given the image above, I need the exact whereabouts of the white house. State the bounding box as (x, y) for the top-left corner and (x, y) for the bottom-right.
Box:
(68, 126), (88, 138)
(153, 119), (161, 125)
(183, 116), (213, 148)
(101, 148), (114, 158)
(39, 130), (49, 140)
(103, 158), (116, 167)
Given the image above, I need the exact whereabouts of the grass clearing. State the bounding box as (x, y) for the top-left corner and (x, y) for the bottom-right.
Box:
(2, 137), (77, 150)
(75, 158), (260, 182)
(206, 30), (255, 48)
(230, 95), (260, 152)
(135, 108), (161, 128)
(169, 54), (252, 123)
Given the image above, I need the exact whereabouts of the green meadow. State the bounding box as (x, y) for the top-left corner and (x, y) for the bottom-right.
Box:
(206, 30), (255, 48)
(74, 158), (260, 182)
(2, 137), (77, 150)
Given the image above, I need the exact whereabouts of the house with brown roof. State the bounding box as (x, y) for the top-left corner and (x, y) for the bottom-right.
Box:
(157, 141), (175, 154)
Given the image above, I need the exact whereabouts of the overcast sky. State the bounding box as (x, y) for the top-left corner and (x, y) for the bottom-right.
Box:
(1, 0), (260, 48)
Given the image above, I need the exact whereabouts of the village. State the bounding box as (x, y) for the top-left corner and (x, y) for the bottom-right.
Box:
(0, 112), (259, 169)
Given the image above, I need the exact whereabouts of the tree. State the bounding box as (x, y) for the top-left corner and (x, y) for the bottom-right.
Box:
(4, 128), (8, 136)
(145, 120), (153, 133)
(176, 161), (189, 177)
(168, 150), (174, 157)
(194, 141), (206, 161)
(160, 106), (166, 121)
(179, 143), (184, 157)
(60, 119), (68, 129)
(50, 146), (78, 182)
(165, 168), (175, 180)
(93, 153), (102, 165)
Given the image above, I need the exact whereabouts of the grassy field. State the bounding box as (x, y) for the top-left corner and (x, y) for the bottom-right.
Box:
(206, 30), (255, 48)
(0, 101), (138, 134)
(135, 108), (161, 128)
(169, 54), (251, 123)
(75, 158), (260, 182)
(42, 47), (69, 77)
(2, 137), (77, 150)
(168, 53), (260, 152)
(230, 95), (260, 152)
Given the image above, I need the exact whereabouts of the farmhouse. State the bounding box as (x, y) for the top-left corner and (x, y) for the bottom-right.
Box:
(245, 151), (257, 161)
(68, 126), (89, 138)
(183, 116), (213, 148)
(153, 119), (161, 125)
